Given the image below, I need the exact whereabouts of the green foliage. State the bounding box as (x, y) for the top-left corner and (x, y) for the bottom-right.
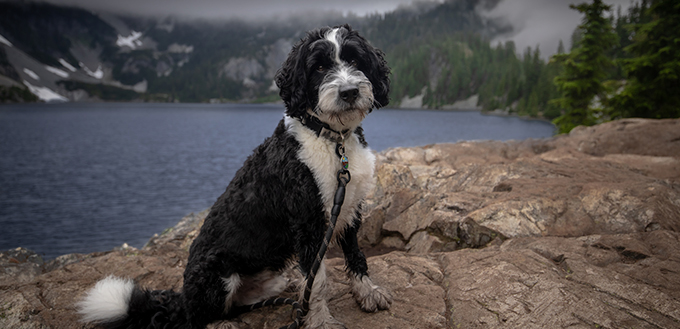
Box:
(610, 0), (680, 119)
(386, 41), (433, 101)
(557, 40), (566, 55)
(363, 0), (511, 53)
(387, 33), (563, 120)
(546, 0), (679, 133)
(0, 85), (39, 103)
(58, 81), (139, 101)
(551, 0), (618, 133)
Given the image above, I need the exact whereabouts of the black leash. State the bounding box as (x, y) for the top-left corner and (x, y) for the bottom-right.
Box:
(229, 141), (351, 329)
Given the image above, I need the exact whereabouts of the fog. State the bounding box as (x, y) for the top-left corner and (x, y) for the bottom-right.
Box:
(37, 0), (635, 59)
(478, 0), (633, 59)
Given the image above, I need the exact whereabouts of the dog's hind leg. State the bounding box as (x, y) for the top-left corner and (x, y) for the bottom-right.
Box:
(203, 274), (245, 329)
(182, 261), (234, 328)
(340, 215), (392, 313)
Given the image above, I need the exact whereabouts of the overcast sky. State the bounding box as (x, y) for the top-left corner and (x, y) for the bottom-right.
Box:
(38, 0), (635, 59)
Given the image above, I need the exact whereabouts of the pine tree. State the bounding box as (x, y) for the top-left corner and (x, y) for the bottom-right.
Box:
(557, 40), (565, 54)
(611, 0), (680, 119)
(550, 0), (618, 134)
(570, 27), (583, 51)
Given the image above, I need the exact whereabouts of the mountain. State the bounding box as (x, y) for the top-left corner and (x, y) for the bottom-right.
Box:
(0, 0), (510, 104)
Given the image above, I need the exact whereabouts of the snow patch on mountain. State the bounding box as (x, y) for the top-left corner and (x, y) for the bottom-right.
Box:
(133, 79), (147, 93)
(23, 68), (39, 80)
(59, 59), (77, 72)
(46, 66), (69, 78)
(80, 62), (103, 79)
(23, 80), (68, 102)
(116, 31), (143, 49)
(167, 43), (193, 54)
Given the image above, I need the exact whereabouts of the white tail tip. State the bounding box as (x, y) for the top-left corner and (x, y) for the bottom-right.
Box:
(77, 275), (134, 323)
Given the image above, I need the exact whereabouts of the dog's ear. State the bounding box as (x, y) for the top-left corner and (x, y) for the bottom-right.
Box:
(276, 34), (312, 118)
(367, 47), (390, 110)
(348, 33), (390, 110)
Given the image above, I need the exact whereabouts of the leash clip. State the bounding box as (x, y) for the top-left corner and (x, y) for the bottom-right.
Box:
(335, 138), (349, 174)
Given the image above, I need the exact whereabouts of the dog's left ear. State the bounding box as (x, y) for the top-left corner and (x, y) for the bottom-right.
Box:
(360, 40), (390, 110)
(342, 25), (390, 110)
(368, 47), (390, 110)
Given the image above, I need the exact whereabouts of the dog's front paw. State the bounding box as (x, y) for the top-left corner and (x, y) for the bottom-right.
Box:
(358, 284), (393, 312)
(351, 276), (393, 312)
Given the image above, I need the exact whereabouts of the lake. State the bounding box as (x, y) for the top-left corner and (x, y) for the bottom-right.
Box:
(0, 103), (555, 259)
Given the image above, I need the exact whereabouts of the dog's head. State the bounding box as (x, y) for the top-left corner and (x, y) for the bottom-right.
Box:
(276, 24), (390, 131)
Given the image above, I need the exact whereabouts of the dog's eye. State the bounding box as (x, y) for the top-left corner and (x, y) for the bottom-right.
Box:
(316, 65), (326, 72)
(349, 59), (358, 67)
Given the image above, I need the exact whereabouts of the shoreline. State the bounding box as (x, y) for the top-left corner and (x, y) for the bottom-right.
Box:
(394, 105), (555, 124)
(1, 99), (555, 125)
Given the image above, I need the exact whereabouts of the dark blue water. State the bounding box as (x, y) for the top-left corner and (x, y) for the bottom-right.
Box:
(0, 103), (555, 259)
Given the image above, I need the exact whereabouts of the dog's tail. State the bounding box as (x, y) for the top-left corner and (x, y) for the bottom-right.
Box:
(77, 275), (187, 329)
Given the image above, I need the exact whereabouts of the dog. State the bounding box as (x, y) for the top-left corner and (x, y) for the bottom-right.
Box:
(77, 24), (392, 329)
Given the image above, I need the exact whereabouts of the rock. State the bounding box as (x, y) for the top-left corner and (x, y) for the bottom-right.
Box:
(2, 231), (679, 328)
(361, 118), (680, 253)
(0, 243), (187, 329)
(143, 209), (209, 251)
(564, 118), (680, 157)
(443, 230), (680, 328)
(0, 248), (44, 286)
(1, 118), (679, 328)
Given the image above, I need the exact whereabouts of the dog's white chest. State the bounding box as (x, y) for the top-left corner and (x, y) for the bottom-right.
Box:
(285, 116), (375, 238)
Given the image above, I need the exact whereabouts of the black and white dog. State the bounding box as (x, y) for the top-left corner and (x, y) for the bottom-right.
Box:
(78, 24), (392, 329)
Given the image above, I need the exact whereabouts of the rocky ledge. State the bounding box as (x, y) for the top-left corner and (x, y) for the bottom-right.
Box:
(1, 118), (679, 328)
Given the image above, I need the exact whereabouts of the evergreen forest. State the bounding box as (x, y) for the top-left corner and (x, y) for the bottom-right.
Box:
(388, 0), (679, 133)
(1, 0), (678, 134)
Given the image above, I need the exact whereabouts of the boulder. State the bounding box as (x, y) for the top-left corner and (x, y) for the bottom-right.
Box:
(359, 118), (680, 253)
(1, 118), (679, 328)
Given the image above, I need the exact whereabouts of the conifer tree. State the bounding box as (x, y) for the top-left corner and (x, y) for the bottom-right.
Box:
(557, 40), (565, 54)
(611, 0), (680, 119)
(551, 0), (618, 133)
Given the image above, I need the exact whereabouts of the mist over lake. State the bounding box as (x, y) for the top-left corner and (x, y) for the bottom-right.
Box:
(0, 103), (555, 259)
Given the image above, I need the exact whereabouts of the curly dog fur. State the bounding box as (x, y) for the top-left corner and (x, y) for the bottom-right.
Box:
(78, 24), (392, 329)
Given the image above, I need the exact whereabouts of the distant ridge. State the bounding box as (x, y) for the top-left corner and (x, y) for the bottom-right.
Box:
(0, 0), (519, 107)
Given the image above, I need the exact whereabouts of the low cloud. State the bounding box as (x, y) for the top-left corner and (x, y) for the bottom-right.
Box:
(40, 0), (632, 60)
(41, 0), (424, 20)
(479, 0), (632, 60)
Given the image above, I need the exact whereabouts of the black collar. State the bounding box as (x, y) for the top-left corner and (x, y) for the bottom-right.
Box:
(299, 111), (351, 143)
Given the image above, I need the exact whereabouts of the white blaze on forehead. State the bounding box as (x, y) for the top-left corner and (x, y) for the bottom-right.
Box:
(325, 28), (342, 64)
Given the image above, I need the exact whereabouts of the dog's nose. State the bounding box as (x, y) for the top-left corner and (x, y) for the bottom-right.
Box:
(339, 87), (359, 104)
